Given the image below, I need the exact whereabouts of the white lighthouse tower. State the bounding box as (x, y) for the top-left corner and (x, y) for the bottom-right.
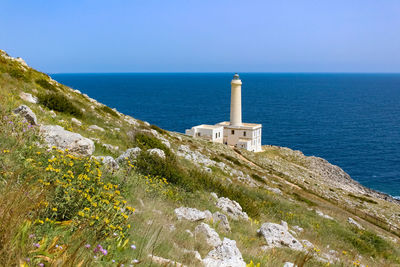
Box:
(185, 73), (262, 152)
(230, 73), (242, 126)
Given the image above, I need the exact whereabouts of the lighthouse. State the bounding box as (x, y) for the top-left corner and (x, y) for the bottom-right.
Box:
(185, 73), (262, 152)
(230, 73), (242, 126)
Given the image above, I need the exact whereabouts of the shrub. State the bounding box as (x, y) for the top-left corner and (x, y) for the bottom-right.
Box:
(38, 92), (83, 117)
(150, 124), (167, 135)
(35, 78), (57, 91)
(134, 133), (170, 155)
(98, 105), (119, 117)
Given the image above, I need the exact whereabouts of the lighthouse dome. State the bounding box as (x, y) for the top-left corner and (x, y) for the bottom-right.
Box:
(233, 73), (240, 80)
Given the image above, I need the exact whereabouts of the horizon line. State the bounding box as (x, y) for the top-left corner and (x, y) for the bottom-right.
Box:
(49, 71), (400, 75)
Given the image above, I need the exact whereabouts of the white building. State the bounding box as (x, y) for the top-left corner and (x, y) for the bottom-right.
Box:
(185, 124), (224, 143)
(185, 74), (262, 152)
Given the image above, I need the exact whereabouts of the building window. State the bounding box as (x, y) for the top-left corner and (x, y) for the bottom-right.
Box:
(215, 133), (218, 138)
(231, 130), (235, 135)
(197, 132), (201, 137)
(243, 131), (246, 136)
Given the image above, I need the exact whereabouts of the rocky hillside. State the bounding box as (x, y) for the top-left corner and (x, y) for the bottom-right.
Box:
(0, 49), (399, 267)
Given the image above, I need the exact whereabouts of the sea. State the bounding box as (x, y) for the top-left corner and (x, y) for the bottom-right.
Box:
(50, 73), (400, 198)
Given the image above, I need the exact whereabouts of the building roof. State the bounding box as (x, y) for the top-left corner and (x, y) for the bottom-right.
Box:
(216, 121), (262, 129)
(193, 124), (224, 130)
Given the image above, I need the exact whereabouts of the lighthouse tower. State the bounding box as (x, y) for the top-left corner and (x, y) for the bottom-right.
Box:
(230, 73), (242, 126)
(185, 73), (262, 152)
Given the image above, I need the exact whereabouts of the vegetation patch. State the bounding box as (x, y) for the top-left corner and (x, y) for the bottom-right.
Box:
(98, 105), (119, 117)
(292, 192), (317, 206)
(35, 78), (57, 91)
(150, 124), (168, 135)
(221, 153), (243, 167)
(38, 92), (83, 117)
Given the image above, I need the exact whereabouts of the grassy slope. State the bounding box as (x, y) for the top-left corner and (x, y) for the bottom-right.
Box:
(0, 49), (399, 267)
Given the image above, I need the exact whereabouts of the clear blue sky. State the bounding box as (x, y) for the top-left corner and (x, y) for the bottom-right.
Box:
(1, 0), (399, 73)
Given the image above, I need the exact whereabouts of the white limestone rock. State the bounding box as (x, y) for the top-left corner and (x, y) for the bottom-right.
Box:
(147, 148), (166, 159)
(116, 147), (142, 162)
(293, 225), (304, 233)
(265, 186), (282, 195)
(40, 125), (94, 157)
(95, 156), (119, 170)
(13, 105), (37, 125)
(301, 240), (314, 249)
(19, 92), (38, 104)
(202, 238), (246, 267)
(49, 110), (56, 118)
(88, 125), (105, 132)
(174, 207), (208, 222)
(71, 118), (82, 126)
(257, 222), (303, 251)
(195, 223), (222, 247)
(212, 212), (231, 232)
(211, 192), (219, 200)
(215, 197), (249, 221)
(283, 263), (295, 267)
(348, 217), (364, 229)
(102, 143), (119, 151)
(316, 210), (334, 220)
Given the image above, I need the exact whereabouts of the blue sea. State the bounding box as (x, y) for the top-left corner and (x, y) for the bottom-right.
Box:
(51, 73), (400, 197)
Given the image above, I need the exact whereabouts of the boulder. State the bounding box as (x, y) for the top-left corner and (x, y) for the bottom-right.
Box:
(215, 197), (249, 221)
(147, 148), (166, 159)
(257, 222), (303, 251)
(49, 110), (56, 118)
(13, 105), (37, 125)
(40, 125), (94, 157)
(71, 118), (82, 126)
(88, 125), (105, 132)
(116, 147), (142, 162)
(202, 238), (246, 267)
(283, 263), (295, 267)
(195, 223), (222, 247)
(95, 156), (119, 170)
(348, 217), (364, 229)
(19, 92), (38, 104)
(212, 212), (231, 232)
(174, 207), (208, 221)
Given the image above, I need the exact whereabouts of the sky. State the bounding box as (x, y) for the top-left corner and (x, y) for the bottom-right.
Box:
(1, 0), (400, 73)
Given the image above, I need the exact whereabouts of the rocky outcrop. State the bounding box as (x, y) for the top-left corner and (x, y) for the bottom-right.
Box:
(40, 125), (94, 157)
(212, 212), (231, 232)
(95, 156), (119, 170)
(13, 105), (37, 125)
(257, 221), (303, 251)
(147, 148), (166, 159)
(116, 147), (142, 162)
(215, 197), (249, 221)
(19, 92), (38, 104)
(195, 223), (222, 247)
(177, 145), (215, 166)
(174, 207), (210, 222)
(202, 238), (246, 267)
